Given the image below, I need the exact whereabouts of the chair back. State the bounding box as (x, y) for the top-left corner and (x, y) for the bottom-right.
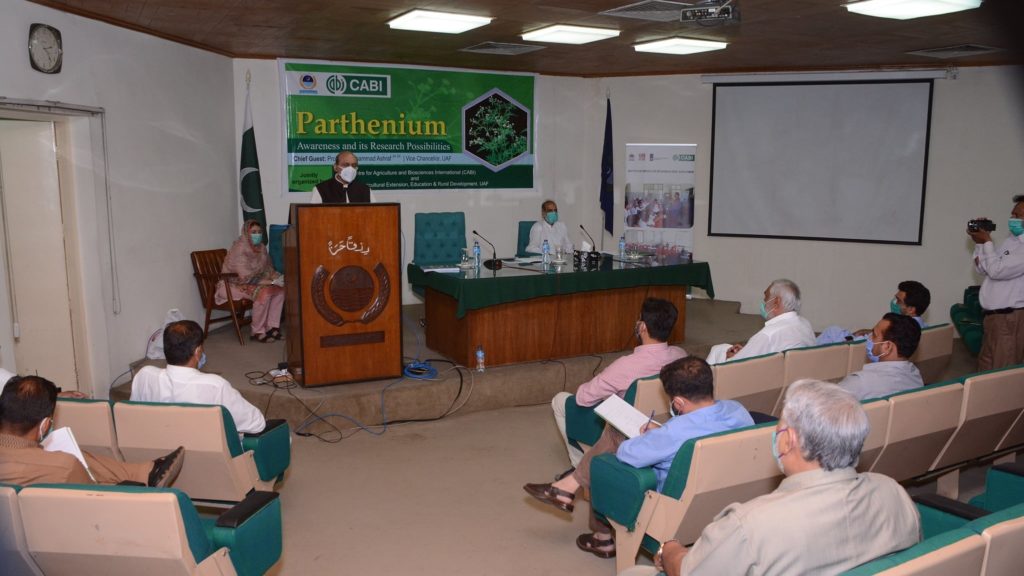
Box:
(0, 484), (43, 576)
(113, 402), (259, 502)
(413, 212), (466, 266)
(849, 339), (867, 374)
(18, 484), (229, 576)
(932, 366), (1024, 471)
(516, 220), (534, 257)
(629, 375), (669, 417)
(191, 249), (227, 307)
(911, 324), (954, 384)
(52, 398), (121, 461)
(712, 352), (784, 415)
(968, 502), (1024, 576)
(869, 381), (963, 481)
(775, 342), (853, 414)
(858, 399), (891, 473)
(842, 529), (985, 575)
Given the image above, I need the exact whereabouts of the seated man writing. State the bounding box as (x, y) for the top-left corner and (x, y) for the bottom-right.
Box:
(131, 320), (266, 434)
(525, 357), (753, 558)
(705, 279), (815, 365)
(551, 298), (687, 470)
(817, 280), (930, 344)
(626, 379), (920, 576)
(839, 313), (923, 400)
(0, 375), (183, 486)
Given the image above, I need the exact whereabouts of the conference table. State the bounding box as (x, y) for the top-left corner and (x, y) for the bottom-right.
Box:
(407, 256), (714, 367)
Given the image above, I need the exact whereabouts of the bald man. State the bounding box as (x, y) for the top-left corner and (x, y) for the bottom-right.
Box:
(311, 150), (374, 203)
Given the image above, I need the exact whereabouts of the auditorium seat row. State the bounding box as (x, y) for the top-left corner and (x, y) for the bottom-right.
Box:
(1, 481), (282, 576)
(51, 399), (291, 503)
(589, 363), (1024, 573)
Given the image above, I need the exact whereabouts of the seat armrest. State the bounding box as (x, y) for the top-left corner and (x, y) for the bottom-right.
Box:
(116, 480), (146, 486)
(992, 462), (1024, 477)
(913, 494), (990, 520)
(591, 453), (658, 531)
(241, 420), (291, 482)
(914, 493), (989, 539)
(212, 491), (282, 576)
(243, 419), (287, 439)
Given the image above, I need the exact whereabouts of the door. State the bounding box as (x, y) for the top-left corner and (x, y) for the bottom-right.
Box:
(0, 119), (78, 388)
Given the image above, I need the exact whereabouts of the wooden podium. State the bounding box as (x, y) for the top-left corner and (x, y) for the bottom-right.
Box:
(284, 204), (402, 387)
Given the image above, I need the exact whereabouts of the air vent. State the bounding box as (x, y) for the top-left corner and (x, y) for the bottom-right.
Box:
(601, 0), (693, 22)
(907, 44), (1003, 59)
(460, 42), (545, 56)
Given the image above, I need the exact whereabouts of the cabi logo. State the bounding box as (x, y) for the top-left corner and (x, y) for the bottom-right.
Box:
(325, 73), (391, 98)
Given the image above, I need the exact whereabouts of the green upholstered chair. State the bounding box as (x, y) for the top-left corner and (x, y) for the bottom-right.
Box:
(413, 211), (466, 266)
(268, 224), (289, 274)
(0, 483), (42, 576)
(19, 483), (281, 576)
(564, 376), (653, 453)
(114, 402), (289, 502)
(969, 462), (1024, 512)
(950, 286), (983, 357)
(516, 220), (538, 257)
(840, 527), (985, 575)
(591, 421), (783, 573)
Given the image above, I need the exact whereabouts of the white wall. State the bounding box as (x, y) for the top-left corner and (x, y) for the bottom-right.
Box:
(0, 0), (236, 395)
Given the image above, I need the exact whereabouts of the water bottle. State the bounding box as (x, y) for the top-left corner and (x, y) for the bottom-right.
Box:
(475, 345), (485, 372)
(618, 235), (627, 259)
(472, 240), (481, 268)
(542, 239), (551, 265)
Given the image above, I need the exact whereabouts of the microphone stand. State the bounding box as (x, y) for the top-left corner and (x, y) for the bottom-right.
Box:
(472, 230), (503, 270)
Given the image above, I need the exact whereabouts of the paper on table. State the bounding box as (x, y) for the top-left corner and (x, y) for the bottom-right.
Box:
(594, 394), (653, 439)
(41, 426), (97, 482)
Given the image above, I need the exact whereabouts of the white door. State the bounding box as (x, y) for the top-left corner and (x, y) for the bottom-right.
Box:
(0, 120), (78, 388)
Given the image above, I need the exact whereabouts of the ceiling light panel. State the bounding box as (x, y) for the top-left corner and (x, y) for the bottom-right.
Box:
(388, 9), (492, 34)
(844, 0), (983, 20)
(521, 25), (620, 45)
(634, 37), (728, 55)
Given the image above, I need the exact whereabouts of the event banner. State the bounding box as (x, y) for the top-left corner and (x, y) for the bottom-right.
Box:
(281, 60), (535, 192)
(624, 143), (697, 259)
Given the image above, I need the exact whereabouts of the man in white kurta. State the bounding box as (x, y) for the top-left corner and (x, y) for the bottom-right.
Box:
(130, 320), (265, 434)
(527, 199), (574, 254)
(840, 313), (923, 400)
(706, 279), (816, 365)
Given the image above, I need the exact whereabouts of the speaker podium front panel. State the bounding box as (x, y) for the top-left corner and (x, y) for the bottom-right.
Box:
(285, 204), (402, 386)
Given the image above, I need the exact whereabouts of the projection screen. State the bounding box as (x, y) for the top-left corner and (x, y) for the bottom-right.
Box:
(708, 80), (932, 244)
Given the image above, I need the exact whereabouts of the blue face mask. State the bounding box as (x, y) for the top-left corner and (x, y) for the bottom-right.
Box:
(1010, 218), (1024, 237)
(545, 211), (558, 225)
(771, 427), (788, 473)
(198, 351), (207, 370)
(890, 297), (901, 314)
(759, 299), (771, 320)
(250, 233), (263, 245)
(865, 336), (891, 363)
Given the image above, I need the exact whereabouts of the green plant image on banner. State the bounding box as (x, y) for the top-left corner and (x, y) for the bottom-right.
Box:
(281, 61), (535, 192)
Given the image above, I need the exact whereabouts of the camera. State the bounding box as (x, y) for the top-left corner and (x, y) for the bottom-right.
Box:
(968, 218), (996, 232)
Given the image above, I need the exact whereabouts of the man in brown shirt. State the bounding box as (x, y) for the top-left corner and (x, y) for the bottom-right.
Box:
(0, 375), (184, 486)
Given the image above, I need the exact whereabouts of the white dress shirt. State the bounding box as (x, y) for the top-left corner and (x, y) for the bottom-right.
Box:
(130, 365), (266, 434)
(707, 311), (817, 365)
(839, 360), (923, 401)
(974, 235), (1024, 310)
(527, 220), (574, 254)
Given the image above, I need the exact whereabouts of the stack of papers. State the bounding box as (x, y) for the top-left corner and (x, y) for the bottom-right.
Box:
(594, 395), (658, 439)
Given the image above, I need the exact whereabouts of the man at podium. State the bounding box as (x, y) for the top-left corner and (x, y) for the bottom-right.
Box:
(311, 151), (374, 204)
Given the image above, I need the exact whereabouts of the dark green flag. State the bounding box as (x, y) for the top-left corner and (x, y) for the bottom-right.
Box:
(240, 87), (266, 231)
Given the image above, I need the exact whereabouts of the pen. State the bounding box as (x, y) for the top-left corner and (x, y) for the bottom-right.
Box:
(644, 409), (655, 433)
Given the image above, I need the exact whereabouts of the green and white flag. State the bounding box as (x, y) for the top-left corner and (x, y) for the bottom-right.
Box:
(240, 82), (266, 231)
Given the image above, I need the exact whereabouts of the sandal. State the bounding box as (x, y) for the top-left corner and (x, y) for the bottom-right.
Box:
(523, 482), (575, 513)
(576, 533), (616, 559)
(267, 328), (282, 341)
(251, 333), (269, 343)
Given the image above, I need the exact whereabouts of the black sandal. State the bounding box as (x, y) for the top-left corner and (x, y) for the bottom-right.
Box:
(267, 328), (282, 341)
(251, 333), (269, 343)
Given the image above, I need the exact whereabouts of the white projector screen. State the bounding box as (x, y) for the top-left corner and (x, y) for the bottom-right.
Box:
(709, 81), (932, 244)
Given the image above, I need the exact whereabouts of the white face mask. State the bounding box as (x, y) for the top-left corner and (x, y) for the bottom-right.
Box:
(339, 166), (358, 182)
(38, 418), (52, 442)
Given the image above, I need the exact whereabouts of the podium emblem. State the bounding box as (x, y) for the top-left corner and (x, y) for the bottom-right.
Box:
(311, 262), (391, 326)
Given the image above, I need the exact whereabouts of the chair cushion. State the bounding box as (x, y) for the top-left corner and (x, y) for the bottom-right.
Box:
(516, 220), (534, 257)
(414, 212), (466, 266)
(591, 453), (659, 531)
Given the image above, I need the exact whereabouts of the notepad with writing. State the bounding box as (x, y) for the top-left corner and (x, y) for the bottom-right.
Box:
(594, 394), (652, 439)
(41, 426), (97, 482)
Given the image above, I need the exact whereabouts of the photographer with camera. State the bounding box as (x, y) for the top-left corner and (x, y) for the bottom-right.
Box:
(968, 194), (1024, 370)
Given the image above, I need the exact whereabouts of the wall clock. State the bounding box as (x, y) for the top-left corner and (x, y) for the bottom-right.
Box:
(28, 23), (63, 74)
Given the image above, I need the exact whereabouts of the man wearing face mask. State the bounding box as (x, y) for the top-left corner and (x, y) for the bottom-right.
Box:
(705, 279), (816, 365)
(0, 375), (184, 486)
(526, 199), (574, 254)
(311, 150), (373, 204)
(550, 298), (687, 469)
(969, 194), (1024, 371)
(816, 280), (930, 345)
(838, 313), (923, 400)
(130, 320), (266, 434)
(625, 380), (919, 576)
(525, 357), (751, 559)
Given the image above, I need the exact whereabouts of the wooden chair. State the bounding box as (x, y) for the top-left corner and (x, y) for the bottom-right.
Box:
(190, 249), (252, 345)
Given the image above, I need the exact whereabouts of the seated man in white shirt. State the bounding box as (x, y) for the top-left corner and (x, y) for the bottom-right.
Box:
(130, 320), (266, 434)
(839, 313), (923, 400)
(706, 279), (816, 365)
(526, 199), (574, 255)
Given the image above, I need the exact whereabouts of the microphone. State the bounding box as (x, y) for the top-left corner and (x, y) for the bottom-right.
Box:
(579, 224), (597, 249)
(579, 224), (603, 267)
(472, 230), (503, 270)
